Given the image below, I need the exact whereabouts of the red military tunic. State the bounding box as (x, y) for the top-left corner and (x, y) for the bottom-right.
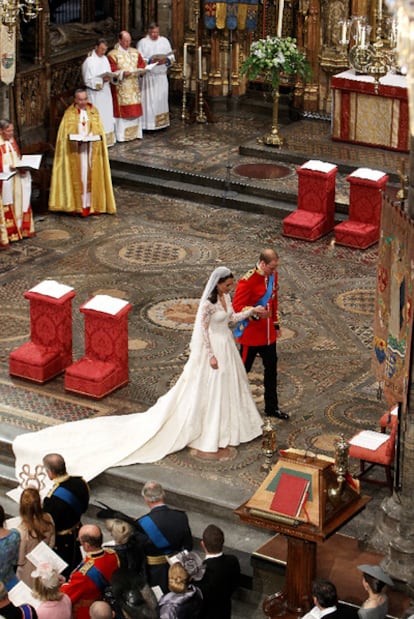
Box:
(232, 267), (279, 347)
(61, 548), (120, 619)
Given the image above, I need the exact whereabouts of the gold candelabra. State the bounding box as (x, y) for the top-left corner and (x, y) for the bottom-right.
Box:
(261, 417), (277, 473)
(339, 1), (400, 93)
(0, 0), (42, 36)
(327, 434), (349, 505)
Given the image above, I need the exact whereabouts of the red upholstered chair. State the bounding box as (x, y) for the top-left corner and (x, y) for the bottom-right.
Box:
(64, 295), (132, 399)
(348, 415), (398, 493)
(9, 283), (75, 383)
(282, 160), (337, 241)
(334, 168), (389, 249)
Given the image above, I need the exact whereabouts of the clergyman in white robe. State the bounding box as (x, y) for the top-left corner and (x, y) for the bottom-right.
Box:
(137, 25), (175, 130)
(82, 39), (116, 147)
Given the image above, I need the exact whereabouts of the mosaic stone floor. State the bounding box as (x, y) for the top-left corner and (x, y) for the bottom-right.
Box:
(0, 107), (400, 538)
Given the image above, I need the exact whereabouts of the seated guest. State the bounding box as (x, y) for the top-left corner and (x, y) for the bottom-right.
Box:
(357, 564), (394, 619)
(61, 524), (120, 619)
(17, 488), (55, 587)
(31, 562), (71, 619)
(42, 453), (89, 578)
(303, 579), (358, 619)
(197, 524), (240, 619)
(103, 516), (146, 575)
(89, 600), (115, 618)
(159, 557), (203, 619)
(0, 505), (20, 590)
(0, 580), (37, 618)
(108, 569), (158, 619)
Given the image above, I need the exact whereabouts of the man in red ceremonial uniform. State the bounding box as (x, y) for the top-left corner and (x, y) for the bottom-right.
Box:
(108, 30), (146, 142)
(61, 524), (120, 619)
(233, 248), (289, 420)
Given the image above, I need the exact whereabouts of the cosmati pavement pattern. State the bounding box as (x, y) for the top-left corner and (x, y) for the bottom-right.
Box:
(0, 107), (405, 539)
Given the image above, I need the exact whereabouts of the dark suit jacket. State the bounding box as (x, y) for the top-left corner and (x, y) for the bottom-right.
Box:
(197, 554), (241, 619)
(136, 504), (193, 593)
(43, 474), (90, 575)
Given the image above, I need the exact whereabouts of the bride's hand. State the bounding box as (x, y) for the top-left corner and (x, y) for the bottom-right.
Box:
(253, 306), (267, 317)
(210, 355), (218, 370)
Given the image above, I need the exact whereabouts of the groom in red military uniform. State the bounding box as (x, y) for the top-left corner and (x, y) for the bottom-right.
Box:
(233, 248), (289, 420)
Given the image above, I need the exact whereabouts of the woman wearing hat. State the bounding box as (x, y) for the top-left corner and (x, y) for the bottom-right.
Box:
(357, 564), (394, 619)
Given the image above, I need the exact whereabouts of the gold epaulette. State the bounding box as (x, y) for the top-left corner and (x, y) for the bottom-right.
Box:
(241, 268), (255, 281)
(79, 559), (94, 575)
(103, 547), (117, 555)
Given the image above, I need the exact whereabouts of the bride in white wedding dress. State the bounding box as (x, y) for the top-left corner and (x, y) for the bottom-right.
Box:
(13, 267), (265, 484)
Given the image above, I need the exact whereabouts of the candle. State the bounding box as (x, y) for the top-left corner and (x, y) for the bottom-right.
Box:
(277, 0), (284, 37)
(183, 43), (187, 79)
(198, 46), (202, 80)
(377, 0), (382, 19)
(360, 27), (366, 47)
(341, 21), (347, 44)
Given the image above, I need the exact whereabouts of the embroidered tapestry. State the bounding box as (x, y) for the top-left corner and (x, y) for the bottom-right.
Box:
(373, 198), (414, 403)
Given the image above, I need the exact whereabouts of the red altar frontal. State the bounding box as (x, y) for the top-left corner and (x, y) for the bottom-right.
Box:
(9, 281), (76, 383)
(331, 70), (409, 152)
(64, 295), (132, 399)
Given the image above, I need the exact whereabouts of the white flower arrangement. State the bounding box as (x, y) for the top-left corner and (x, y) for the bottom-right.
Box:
(241, 36), (312, 89)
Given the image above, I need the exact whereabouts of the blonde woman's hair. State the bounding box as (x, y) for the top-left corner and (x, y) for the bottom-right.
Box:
(32, 572), (62, 602)
(105, 518), (133, 544)
(168, 563), (189, 594)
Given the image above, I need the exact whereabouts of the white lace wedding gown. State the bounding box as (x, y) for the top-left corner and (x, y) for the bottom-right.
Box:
(13, 295), (263, 483)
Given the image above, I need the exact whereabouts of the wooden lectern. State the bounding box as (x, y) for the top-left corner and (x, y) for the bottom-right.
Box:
(235, 450), (370, 619)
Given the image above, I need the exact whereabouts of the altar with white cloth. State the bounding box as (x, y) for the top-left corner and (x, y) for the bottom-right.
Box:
(331, 69), (409, 152)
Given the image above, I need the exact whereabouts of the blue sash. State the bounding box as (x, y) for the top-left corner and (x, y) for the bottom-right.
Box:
(53, 486), (83, 519)
(84, 564), (110, 591)
(138, 515), (172, 553)
(21, 605), (34, 619)
(233, 273), (274, 338)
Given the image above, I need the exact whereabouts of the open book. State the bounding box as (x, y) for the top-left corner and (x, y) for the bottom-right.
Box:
(29, 279), (74, 299)
(16, 154), (43, 171)
(69, 133), (102, 142)
(150, 52), (174, 61)
(0, 170), (15, 181)
(131, 62), (159, 76)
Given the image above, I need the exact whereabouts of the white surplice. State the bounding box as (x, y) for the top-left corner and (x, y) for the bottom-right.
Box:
(13, 295), (263, 483)
(82, 51), (116, 147)
(137, 35), (174, 130)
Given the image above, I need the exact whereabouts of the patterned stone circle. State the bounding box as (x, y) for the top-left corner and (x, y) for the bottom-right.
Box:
(335, 289), (375, 315)
(94, 235), (214, 272)
(147, 298), (198, 330)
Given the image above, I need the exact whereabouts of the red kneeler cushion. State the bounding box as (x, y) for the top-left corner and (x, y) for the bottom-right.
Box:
(283, 211), (328, 241)
(64, 357), (118, 399)
(9, 341), (62, 383)
(334, 221), (379, 249)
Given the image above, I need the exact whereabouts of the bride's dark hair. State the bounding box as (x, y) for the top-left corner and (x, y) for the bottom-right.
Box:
(208, 273), (233, 305)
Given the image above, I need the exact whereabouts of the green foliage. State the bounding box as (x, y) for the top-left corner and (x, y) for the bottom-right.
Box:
(240, 36), (312, 89)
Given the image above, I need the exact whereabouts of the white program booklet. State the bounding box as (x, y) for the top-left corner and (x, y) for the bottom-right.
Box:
(26, 540), (68, 574)
(8, 581), (41, 609)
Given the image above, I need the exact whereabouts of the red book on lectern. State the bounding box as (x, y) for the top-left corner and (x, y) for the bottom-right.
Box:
(269, 472), (309, 517)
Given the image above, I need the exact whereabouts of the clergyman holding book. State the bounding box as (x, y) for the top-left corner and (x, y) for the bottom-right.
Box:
(48, 87), (116, 217)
